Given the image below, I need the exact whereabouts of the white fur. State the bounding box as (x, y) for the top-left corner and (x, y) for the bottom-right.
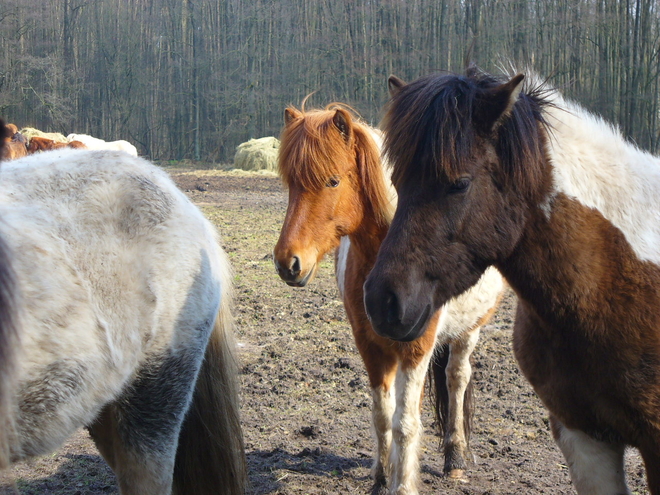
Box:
(1, 149), (231, 480)
(534, 79), (660, 264)
(68, 133), (138, 156)
(372, 384), (395, 484)
(390, 343), (437, 495)
(444, 324), (481, 468)
(335, 236), (350, 300)
(553, 419), (630, 495)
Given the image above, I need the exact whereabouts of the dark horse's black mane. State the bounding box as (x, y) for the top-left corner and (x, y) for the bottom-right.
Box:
(383, 67), (554, 193)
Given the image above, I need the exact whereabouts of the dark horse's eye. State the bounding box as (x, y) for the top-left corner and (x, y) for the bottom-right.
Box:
(448, 177), (471, 194)
(326, 176), (340, 188)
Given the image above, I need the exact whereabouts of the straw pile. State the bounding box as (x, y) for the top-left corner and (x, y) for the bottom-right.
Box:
(233, 137), (280, 172)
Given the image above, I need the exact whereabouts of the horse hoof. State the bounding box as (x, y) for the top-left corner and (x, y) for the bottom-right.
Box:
(369, 482), (388, 495)
(447, 469), (468, 482)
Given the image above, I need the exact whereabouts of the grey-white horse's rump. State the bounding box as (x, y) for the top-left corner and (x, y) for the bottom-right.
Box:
(0, 144), (245, 494)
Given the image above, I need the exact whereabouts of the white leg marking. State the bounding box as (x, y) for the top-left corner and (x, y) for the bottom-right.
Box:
(552, 419), (630, 495)
(372, 384), (395, 484)
(444, 324), (480, 476)
(389, 351), (435, 495)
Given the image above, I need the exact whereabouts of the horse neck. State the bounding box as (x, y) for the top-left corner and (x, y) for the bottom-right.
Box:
(346, 125), (396, 261)
(498, 101), (660, 328)
(543, 100), (660, 265)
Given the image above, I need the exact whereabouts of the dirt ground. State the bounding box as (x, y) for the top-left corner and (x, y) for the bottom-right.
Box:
(0, 169), (650, 495)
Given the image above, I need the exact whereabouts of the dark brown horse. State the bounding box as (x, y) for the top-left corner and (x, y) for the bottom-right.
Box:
(364, 67), (660, 494)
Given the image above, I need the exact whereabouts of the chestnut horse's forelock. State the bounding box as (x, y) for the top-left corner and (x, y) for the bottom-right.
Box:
(383, 70), (553, 198)
(278, 104), (392, 227)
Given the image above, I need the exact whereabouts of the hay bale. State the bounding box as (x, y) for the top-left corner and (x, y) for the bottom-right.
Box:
(233, 136), (280, 172)
(20, 127), (67, 143)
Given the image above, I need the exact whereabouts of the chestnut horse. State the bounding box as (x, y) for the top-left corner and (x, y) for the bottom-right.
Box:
(0, 135), (245, 493)
(364, 67), (660, 494)
(274, 104), (503, 494)
(27, 136), (87, 153)
(0, 124), (27, 161)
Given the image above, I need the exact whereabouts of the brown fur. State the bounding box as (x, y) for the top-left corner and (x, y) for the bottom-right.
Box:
(27, 136), (69, 153)
(366, 67), (660, 493)
(0, 140), (27, 161)
(0, 123), (27, 161)
(67, 140), (87, 149)
(27, 136), (86, 154)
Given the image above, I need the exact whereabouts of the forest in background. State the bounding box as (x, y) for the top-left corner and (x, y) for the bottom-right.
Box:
(0, 0), (658, 162)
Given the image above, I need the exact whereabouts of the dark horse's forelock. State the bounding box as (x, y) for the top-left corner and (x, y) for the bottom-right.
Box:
(383, 69), (552, 193)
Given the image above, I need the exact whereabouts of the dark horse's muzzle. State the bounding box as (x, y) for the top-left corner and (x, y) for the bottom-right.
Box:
(363, 270), (434, 342)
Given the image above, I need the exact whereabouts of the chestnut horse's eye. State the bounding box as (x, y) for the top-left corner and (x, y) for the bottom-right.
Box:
(448, 177), (471, 194)
(326, 176), (340, 188)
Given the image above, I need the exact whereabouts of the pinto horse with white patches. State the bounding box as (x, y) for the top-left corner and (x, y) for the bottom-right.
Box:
(364, 67), (660, 494)
(273, 104), (503, 494)
(0, 133), (246, 494)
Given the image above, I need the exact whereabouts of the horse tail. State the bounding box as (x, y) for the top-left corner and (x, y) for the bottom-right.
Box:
(173, 256), (247, 494)
(428, 343), (474, 451)
(0, 119), (18, 469)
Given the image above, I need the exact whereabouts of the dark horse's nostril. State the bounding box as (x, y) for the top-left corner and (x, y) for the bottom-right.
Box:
(385, 291), (400, 326)
(290, 256), (301, 276)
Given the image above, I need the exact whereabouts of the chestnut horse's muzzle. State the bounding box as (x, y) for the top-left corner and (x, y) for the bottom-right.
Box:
(274, 255), (315, 287)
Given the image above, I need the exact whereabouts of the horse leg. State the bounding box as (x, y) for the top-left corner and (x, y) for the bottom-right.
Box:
(88, 350), (202, 495)
(442, 324), (480, 479)
(389, 338), (437, 495)
(550, 416), (630, 495)
(363, 348), (398, 495)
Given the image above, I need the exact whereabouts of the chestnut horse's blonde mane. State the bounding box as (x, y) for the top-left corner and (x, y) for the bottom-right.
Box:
(279, 102), (394, 228)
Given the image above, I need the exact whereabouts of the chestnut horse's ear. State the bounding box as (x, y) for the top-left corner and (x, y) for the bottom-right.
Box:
(284, 107), (302, 125)
(388, 75), (406, 98)
(332, 108), (352, 142)
(478, 73), (525, 132)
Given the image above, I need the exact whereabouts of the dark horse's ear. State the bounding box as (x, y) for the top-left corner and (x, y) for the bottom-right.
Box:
(478, 73), (525, 133)
(388, 75), (406, 98)
(332, 108), (352, 142)
(284, 107), (302, 125)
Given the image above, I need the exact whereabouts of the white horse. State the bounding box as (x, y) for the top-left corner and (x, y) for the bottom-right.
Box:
(67, 133), (138, 156)
(0, 141), (245, 494)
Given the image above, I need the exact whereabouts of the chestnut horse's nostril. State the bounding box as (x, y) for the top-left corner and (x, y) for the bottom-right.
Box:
(290, 256), (301, 276)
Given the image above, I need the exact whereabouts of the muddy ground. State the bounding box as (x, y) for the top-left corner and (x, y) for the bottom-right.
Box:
(0, 169), (650, 495)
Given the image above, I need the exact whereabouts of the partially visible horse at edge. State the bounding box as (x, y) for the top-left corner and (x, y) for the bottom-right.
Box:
(0, 131), (246, 494)
(364, 67), (660, 494)
(273, 104), (504, 494)
(0, 124), (27, 161)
